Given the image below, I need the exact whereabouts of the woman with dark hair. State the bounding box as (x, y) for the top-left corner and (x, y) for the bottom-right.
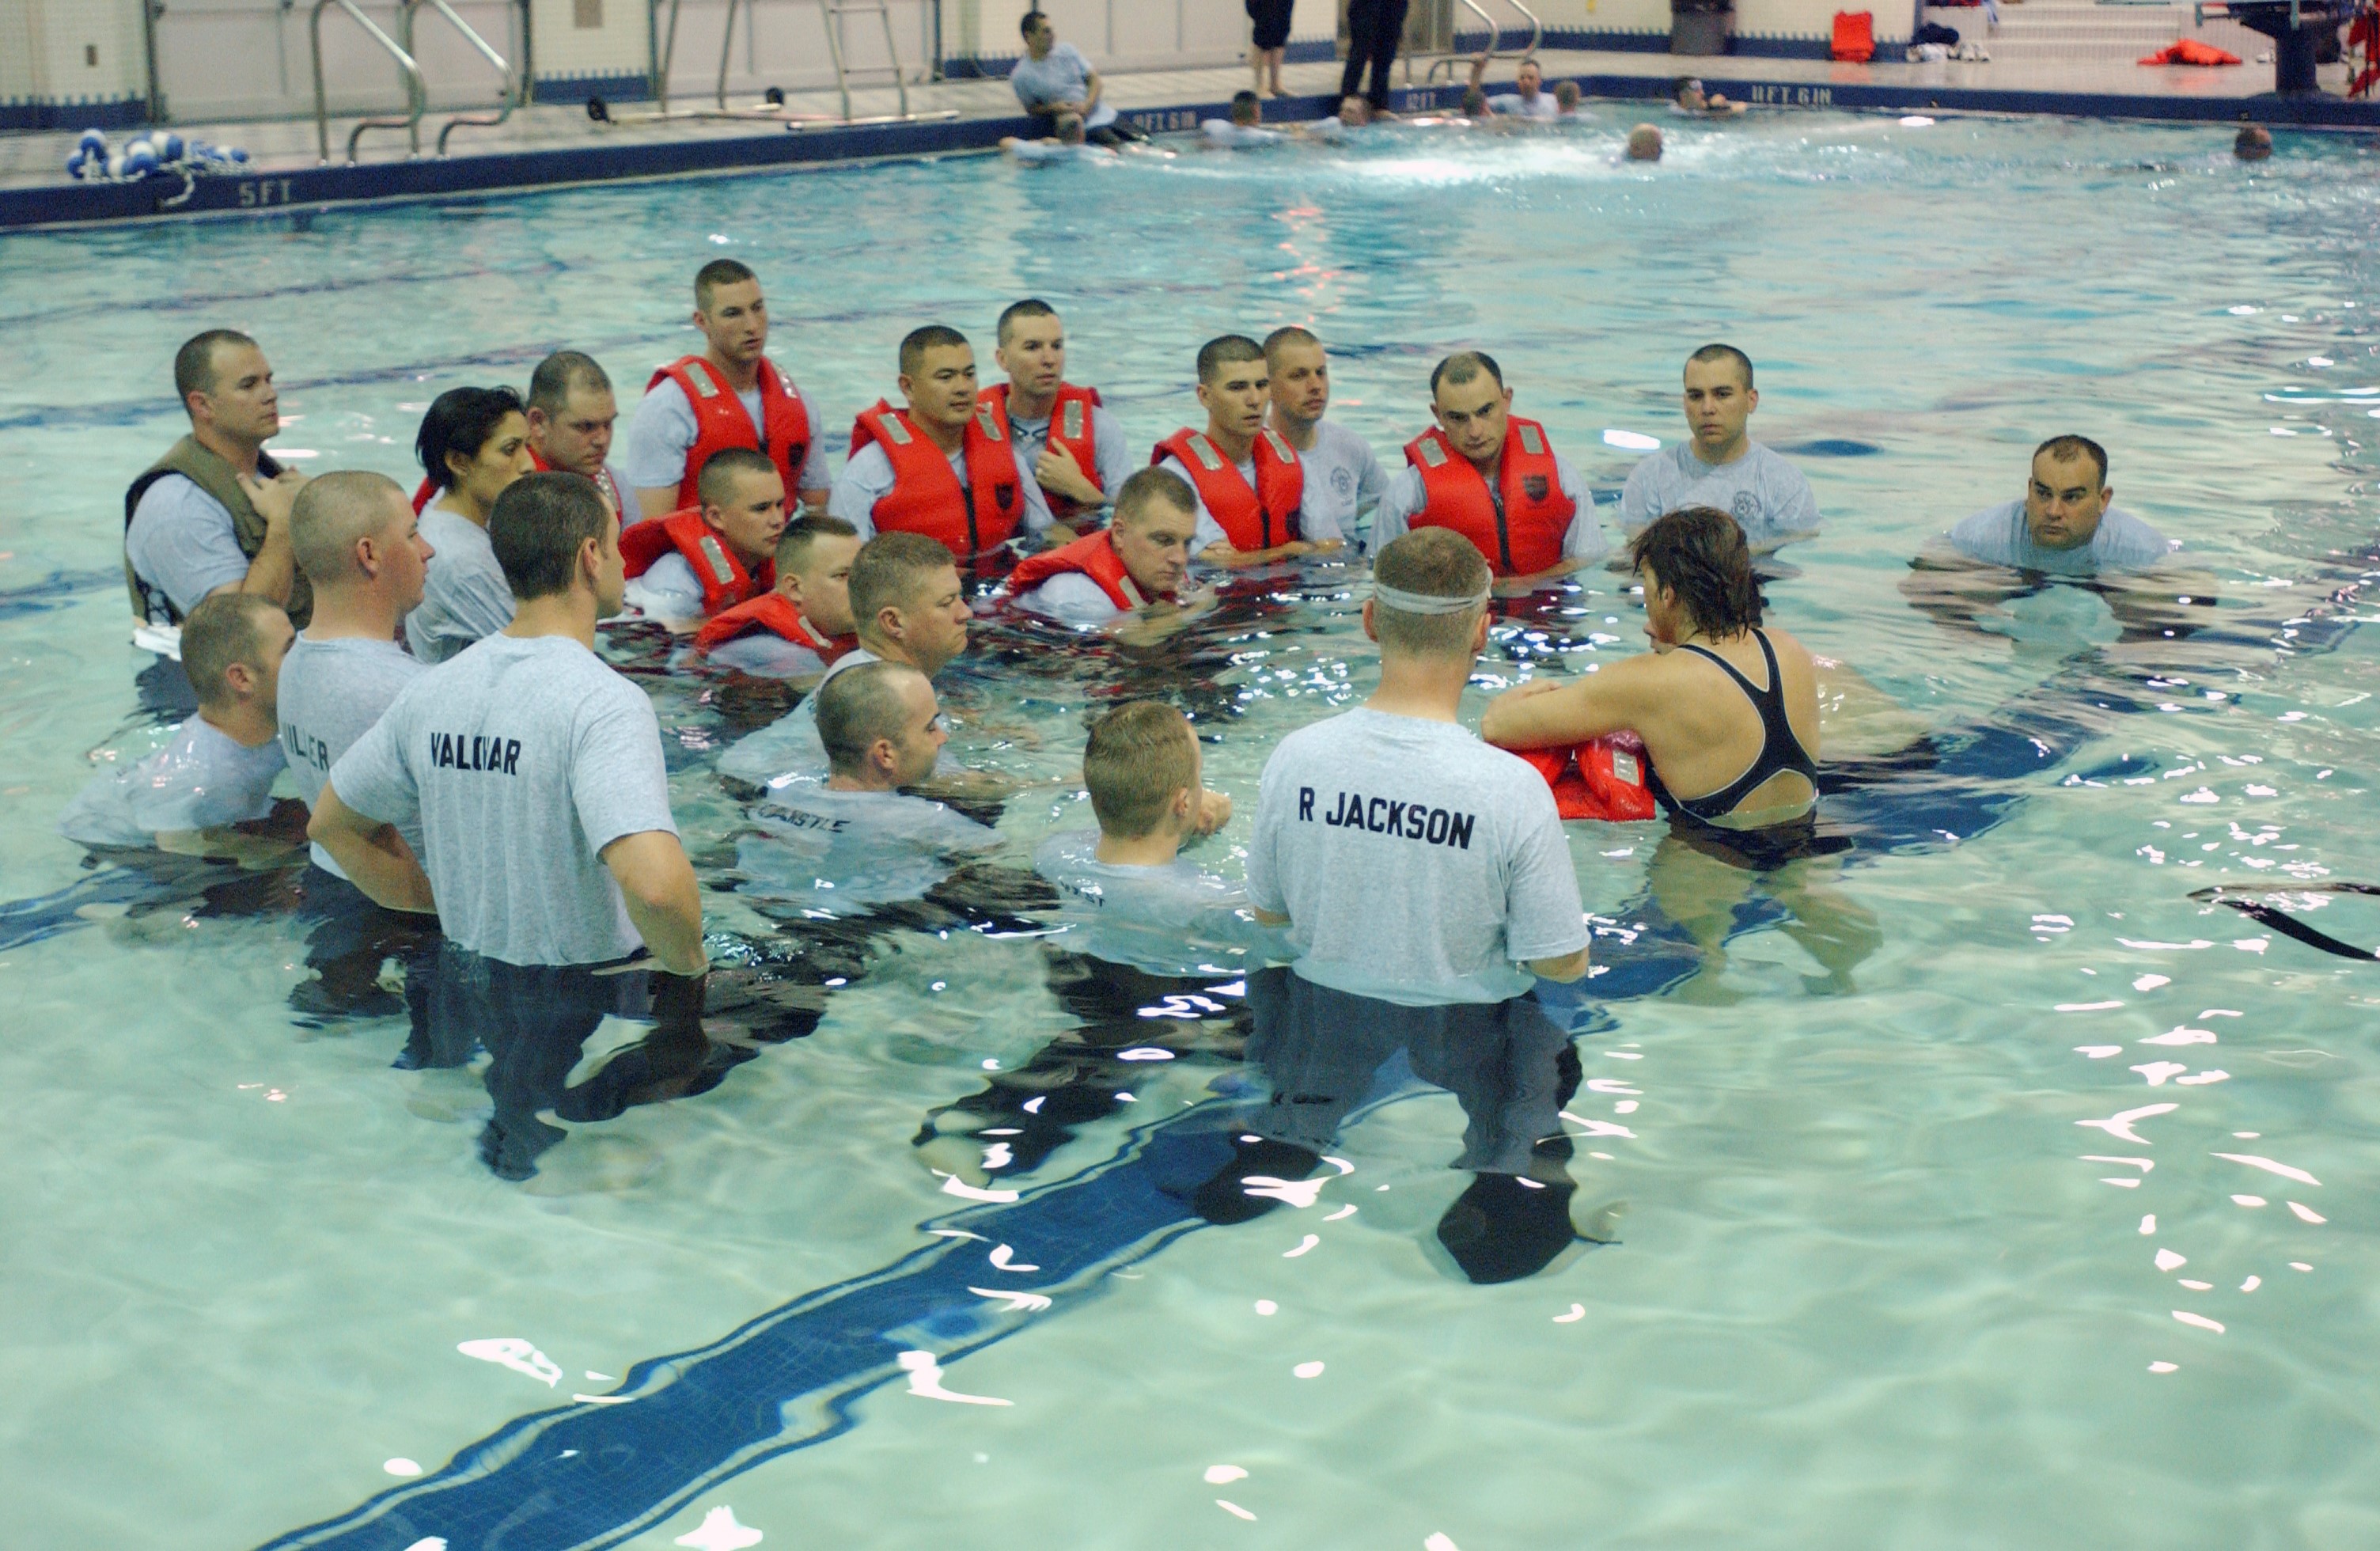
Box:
(1482, 505), (1821, 832)
(405, 386), (536, 664)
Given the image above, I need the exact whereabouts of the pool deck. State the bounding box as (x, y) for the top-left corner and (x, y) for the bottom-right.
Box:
(0, 48), (2367, 233)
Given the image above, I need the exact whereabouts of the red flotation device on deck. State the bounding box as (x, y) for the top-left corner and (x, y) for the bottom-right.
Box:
(2138, 38), (2241, 66)
(1514, 733), (1658, 822)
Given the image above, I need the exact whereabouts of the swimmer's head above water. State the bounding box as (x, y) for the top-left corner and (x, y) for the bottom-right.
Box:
(1366, 528), (1492, 666)
(848, 531), (969, 674)
(1629, 505), (1763, 649)
(1083, 700), (1204, 851)
(1109, 466), (1199, 598)
(1461, 85), (1489, 117)
(692, 258), (770, 375)
(174, 327), (280, 449)
(1681, 343), (1757, 464)
(1230, 89), (1263, 128)
(1554, 81), (1580, 114)
(178, 590), (295, 717)
(1052, 111), (1085, 146)
(695, 446), (790, 569)
(2234, 124), (2272, 161)
(416, 385), (533, 513)
(290, 469), (430, 621)
(817, 659), (946, 791)
(1263, 325), (1331, 430)
(2022, 434), (2113, 552)
(524, 351), (617, 484)
(1627, 123), (1663, 161)
(995, 298), (1067, 399)
(490, 470), (627, 619)
(1194, 334), (1272, 446)
(1337, 96), (1370, 127)
(896, 324), (982, 442)
(771, 514), (862, 638)
(1427, 351), (1513, 469)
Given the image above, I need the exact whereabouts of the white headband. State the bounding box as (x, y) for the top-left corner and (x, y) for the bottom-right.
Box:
(1371, 580), (1491, 616)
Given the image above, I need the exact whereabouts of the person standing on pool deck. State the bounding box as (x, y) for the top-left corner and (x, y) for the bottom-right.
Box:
(625, 260), (829, 522)
(127, 329), (313, 629)
(619, 447), (786, 625)
(835, 325), (1055, 562)
(1247, 0), (1293, 99)
(1155, 335), (1340, 570)
(1264, 327), (1388, 549)
(1010, 13), (1139, 146)
(1483, 506), (1821, 835)
(1340, 0), (1410, 116)
(1371, 351), (1605, 587)
(1619, 344), (1821, 555)
(716, 532), (974, 787)
(407, 386), (538, 665)
(984, 299), (1129, 536)
(310, 472), (710, 1170)
(1245, 529), (1590, 1003)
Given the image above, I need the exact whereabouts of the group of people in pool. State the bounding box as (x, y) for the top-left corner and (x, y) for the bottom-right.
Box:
(74, 256), (2179, 1224)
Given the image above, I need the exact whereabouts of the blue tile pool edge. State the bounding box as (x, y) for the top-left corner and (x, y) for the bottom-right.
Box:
(5, 74), (2373, 233)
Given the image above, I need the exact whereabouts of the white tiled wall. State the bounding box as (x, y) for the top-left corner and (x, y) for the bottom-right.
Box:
(2, 0), (148, 110)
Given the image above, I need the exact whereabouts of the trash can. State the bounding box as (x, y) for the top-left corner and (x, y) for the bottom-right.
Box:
(1670, 0), (1734, 55)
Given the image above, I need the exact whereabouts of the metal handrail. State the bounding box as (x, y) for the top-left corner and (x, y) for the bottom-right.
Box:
(813, 0), (912, 120)
(652, 0), (916, 123)
(1424, 0), (1504, 82)
(400, 0), (532, 155)
(312, 0), (426, 165)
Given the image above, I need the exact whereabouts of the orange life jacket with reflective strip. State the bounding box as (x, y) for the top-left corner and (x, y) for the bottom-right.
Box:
(1403, 419), (1575, 578)
(980, 382), (1105, 524)
(646, 355), (813, 511)
(1006, 530), (1147, 612)
(1152, 427), (1303, 552)
(619, 507), (775, 615)
(694, 592), (857, 662)
(849, 399), (1025, 557)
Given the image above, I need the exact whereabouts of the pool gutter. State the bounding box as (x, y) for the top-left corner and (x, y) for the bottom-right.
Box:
(4, 76), (2373, 234)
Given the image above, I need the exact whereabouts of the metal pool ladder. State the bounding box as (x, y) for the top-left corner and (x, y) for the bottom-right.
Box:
(654, 0), (917, 122)
(1418, 0), (1545, 83)
(312, 0), (529, 164)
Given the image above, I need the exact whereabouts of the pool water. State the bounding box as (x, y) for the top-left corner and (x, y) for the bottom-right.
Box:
(5, 112), (2380, 1549)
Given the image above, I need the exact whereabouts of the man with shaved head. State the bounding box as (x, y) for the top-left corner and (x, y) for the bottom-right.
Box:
(276, 469), (445, 1024)
(1620, 343), (1821, 555)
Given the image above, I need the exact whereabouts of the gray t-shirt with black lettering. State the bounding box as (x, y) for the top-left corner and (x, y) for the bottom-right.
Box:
(328, 633), (677, 966)
(1246, 708), (1587, 1004)
(277, 634), (426, 878)
(738, 786), (998, 912)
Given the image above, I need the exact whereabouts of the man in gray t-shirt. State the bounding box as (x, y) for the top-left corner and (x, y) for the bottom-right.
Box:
(314, 474), (711, 1178)
(1905, 436), (2200, 643)
(1619, 343), (1820, 553)
(1247, 530), (1590, 1005)
(1264, 326), (1389, 550)
(1009, 14), (1120, 133)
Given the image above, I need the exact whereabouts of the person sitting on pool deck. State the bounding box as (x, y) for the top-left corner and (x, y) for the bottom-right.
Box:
(833, 325), (1055, 562)
(717, 532), (974, 787)
(1469, 55), (1559, 121)
(1245, 529), (1591, 1003)
(310, 472), (711, 1178)
(1902, 436), (2196, 641)
(1619, 344), (1820, 555)
(696, 514), (863, 677)
(1008, 467), (1207, 632)
(59, 592), (303, 857)
(406, 385), (538, 665)
(1034, 700), (1264, 973)
(984, 299), (1130, 536)
(1483, 506), (1821, 835)
(1265, 326), (1388, 548)
(1010, 11), (1139, 145)
(736, 662), (1000, 913)
(1371, 351), (1605, 587)
(625, 259), (829, 522)
(619, 447), (786, 626)
(126, 328), (313, 630)
(1154, 335), (1341, 570)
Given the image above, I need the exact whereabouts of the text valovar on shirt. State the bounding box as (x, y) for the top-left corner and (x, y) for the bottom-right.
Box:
(1298, 787), (1477, 849)
(430, 731), (523, 775)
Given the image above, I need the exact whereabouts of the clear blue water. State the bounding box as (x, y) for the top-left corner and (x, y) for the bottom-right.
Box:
(4, 112), (2380, 1548)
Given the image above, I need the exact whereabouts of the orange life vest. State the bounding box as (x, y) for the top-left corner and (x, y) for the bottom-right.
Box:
(410, 449), (631, 518)
(647, 355), (813, 512)
(694, 593), (856, 662)
(849, 399), (1026, 557)
(1513, 734), (1658, 822)
(1006, 530), (1147, 612)
(619, 507), (775, 615)
(1403, 419), (1575, 578)
(1152, 427), (1303, 552)
(980, 382), (1105, 525)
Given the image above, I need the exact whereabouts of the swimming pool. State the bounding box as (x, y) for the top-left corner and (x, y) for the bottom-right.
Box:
(5, 111), (2379, 1548)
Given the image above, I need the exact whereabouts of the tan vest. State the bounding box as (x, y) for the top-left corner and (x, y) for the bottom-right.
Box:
(123, 435), (311, 627)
